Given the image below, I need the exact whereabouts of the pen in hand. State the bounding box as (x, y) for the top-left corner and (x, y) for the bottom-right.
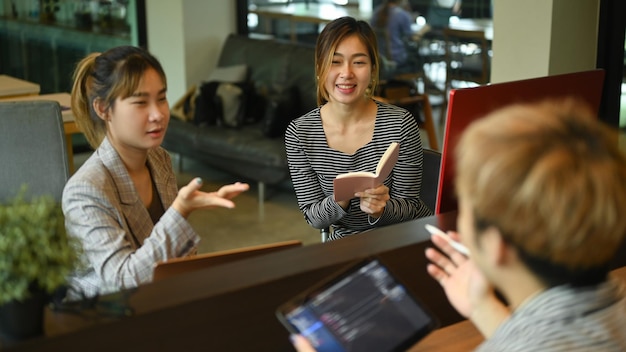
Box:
(425, 224), (470, 257)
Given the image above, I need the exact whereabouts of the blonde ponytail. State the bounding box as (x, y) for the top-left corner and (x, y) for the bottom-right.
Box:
(71, 53), (106, 150)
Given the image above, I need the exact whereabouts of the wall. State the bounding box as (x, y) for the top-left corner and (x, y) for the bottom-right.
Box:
(146, 0), (236, 103)
(549, 0), (598, 74)
(146, 1), (602, 102)
(491, 0), (599, 83)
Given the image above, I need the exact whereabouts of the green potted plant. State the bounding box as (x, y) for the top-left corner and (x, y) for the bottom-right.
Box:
(0, 188), (81, 344)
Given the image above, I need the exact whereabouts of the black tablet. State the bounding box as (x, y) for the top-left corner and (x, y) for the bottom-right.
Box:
(276, 258), (439, 352)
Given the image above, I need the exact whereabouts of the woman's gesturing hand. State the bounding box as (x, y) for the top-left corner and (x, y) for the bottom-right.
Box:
(173, 178), (250, 218)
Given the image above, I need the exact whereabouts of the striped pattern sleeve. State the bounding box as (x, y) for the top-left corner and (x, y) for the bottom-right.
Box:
(285, 101), (433, 239)
(475, 280), (626, 351)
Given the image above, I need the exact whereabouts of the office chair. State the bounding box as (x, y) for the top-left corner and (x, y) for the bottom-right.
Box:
(321, 148), (441, 242)
(0, 101), (70, 203)
(421, 148), (442, 212)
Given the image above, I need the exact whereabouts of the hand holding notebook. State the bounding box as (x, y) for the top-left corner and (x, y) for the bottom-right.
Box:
(333, 142), (399, 202)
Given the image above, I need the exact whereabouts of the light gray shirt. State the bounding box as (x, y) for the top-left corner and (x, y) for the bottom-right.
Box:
(477, 278), (626, 351)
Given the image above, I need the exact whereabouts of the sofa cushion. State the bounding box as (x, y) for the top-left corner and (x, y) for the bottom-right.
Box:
(217, 82), (256, 128)
(163, 119), (289, 184)
(207, 64), (248, 82)
(170, 85), (198, 122)
(195, 122), (287, 168)
(261, 85), (301, 138)
(193, 81), (221, 127)
(172, 64), (249, 124)
(193, 81), (255, 128)
(217, 35), (317, 113)
(166, 35), (318, 186)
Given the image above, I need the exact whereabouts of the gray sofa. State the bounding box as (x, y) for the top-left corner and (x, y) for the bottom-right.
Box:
(163, 34), (317, 204)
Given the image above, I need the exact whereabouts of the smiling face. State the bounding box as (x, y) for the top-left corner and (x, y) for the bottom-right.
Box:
(101, 68), (169, 154)
(324, 34), (373, 106)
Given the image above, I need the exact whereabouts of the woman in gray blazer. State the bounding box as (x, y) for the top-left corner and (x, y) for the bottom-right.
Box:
(63, 46), (249, 300)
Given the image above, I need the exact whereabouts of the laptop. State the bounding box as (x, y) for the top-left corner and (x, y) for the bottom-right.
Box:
(436, 69), (605, 214)
(152, 240), (302, 282)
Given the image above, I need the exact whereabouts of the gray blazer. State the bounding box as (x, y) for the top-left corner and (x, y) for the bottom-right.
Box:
(62, 137), (199, 299)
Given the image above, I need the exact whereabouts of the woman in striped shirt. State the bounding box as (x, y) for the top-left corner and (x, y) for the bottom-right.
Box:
(285, 16), (432, 241)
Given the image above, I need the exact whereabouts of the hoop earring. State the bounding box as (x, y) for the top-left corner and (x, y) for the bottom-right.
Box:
(365, 79), (376, 97)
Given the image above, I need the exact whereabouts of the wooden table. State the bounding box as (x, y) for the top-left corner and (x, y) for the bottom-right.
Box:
(0, 93), (81, 173)
(29, 212), (460, 351)
(249, 3), (372, 42)
(11, 211), (626, 351)
(449, 18), (493, 41)
(410, 319), (482, 351)
(0, 74), (40, 98)
(412, 18), (493, 41)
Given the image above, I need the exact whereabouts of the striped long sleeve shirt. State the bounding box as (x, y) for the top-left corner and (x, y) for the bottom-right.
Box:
(476, 278), (626, 351)
(284, 100), (433, 240)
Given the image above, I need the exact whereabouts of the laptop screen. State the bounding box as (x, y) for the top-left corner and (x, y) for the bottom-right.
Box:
(436, 69), (605, 214)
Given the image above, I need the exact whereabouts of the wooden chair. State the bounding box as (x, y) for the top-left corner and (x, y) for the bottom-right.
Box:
(152, 240), (302, 281)
(374, 80), (439, 151)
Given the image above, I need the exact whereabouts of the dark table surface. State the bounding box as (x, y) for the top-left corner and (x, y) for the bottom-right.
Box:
(11, 210), (626, 351)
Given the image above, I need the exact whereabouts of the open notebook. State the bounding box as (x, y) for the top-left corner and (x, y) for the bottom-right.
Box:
(153, 240), (302, 282)
(436, 69), (605, 214)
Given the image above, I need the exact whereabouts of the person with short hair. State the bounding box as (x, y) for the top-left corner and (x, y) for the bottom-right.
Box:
(285, 17), (432, 241)
(371, 0), (416, 76)
(291, 98), (626, 351)
(426, 98), (626, 351)
(63, 46), (249, 299)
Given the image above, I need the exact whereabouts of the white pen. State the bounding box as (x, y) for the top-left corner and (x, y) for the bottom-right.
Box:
(425, 224), (470, 257)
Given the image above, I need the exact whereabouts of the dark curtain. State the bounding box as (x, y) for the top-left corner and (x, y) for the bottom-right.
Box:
(136, 0), (147, 48)
(237, 0), (249, 36)
(596, 0), (626, 128)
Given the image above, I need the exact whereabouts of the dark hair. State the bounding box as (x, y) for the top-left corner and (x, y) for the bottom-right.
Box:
(474, 213), (611, 287)
(71, 46), (167, 149)
(314, 16), (380, 105)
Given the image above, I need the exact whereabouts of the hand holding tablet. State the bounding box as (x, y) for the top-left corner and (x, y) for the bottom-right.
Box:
(276, 258), (439, 352)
